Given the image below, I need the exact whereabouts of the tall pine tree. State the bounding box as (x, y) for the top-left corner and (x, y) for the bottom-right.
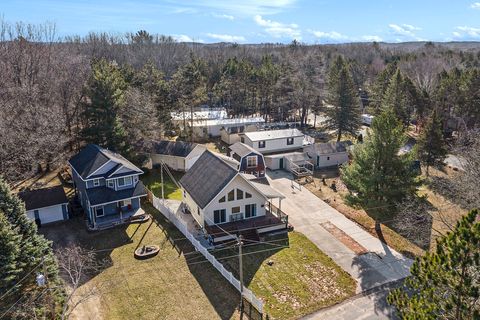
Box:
(81, 58), (129, 154)
(416, 109), (448, 176)
(0, 210), (22, 293)
(388, 209), (480, 319)
(341, 108), (419, 208)
(382, 68), (410, 125)
(0, 177), (61, 317)
(325, 56), (362, 141)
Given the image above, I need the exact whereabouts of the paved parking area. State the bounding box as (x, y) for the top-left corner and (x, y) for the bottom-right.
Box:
(267, 170), (412, 294)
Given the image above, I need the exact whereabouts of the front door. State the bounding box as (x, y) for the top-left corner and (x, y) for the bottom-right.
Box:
(279, 158), (284, 169)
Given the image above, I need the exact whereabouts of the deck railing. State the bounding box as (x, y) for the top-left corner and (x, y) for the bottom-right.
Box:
(149, 193), (264, 314)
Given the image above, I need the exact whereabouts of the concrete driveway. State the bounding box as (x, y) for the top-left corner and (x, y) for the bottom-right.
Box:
(267, 170), (413, 294)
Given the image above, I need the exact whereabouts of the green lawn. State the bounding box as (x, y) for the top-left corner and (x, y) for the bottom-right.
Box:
(42, 203), (355, 320)
(41, 202), (241, 320)
(213, 232), (356, 319)
(141, 168), (183, 200)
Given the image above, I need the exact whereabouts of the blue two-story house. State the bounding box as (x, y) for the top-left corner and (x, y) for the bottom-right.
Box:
(69, 144), (147, 230)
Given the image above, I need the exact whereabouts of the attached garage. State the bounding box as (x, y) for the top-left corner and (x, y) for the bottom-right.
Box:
(19, 185), (69, 227)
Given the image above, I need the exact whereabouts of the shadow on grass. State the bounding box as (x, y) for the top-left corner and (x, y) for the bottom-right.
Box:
(39, 216), (133, 285)
(146, 202), (242, 320)
(141, 168), (183, 200)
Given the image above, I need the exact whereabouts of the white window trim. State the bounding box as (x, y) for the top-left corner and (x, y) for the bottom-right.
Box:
(95, 206), (105, 217)
(117, 176), (132, 188)
(246, 156), (257, 168)
(93, 178), (100, 187)
(107, 180), (114, 188)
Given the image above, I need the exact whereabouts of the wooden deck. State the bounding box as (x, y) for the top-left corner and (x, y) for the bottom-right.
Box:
(204, 209), (288, 240)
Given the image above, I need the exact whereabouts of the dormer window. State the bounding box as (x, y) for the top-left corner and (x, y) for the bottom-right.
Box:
(93, 179), (100, 187)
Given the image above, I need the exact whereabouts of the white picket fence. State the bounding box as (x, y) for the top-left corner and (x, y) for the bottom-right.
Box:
(151, 195), (264, 313)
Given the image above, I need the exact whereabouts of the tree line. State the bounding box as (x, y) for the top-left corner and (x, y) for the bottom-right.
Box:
(1, 20), (480, 183)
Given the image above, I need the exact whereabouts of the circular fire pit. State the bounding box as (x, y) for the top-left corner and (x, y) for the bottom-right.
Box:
(130, 214), (150, 224)
(134, 245), (160, 259)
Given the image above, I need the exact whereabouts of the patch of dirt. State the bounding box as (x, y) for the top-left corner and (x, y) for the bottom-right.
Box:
(299, 262), (348, 304)
(320, 221), (368, 255)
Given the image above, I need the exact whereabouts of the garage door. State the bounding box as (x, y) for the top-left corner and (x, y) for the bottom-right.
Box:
(38, 205), (66, 224)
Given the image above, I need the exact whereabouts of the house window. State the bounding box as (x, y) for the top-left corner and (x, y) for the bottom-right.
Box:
(197, 207), (200, 215)
(287, 137), (294, 145)
(241, 137), (245, 143)
(228, 190), (235, 201)
(95, 206), (104, 217)
(246, 156), (257, 168)
(214, 209), (226, 224)
(237, 189), (244, 200)
(118, 199), (132, 209)
(245, 192), (252, 199)
(245, 204), (257, 218)
(93, 179), (100, 187)
(117, 176), (132, 187)
(107, 180), (114, 188)
(258, 141), (266, 148)
(219, 196), (226, 203)
(327, 156), (330, 161)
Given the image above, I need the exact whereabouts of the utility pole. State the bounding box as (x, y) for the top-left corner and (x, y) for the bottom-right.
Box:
(42, 256), (54, 319)
(160, 162), (165, 201)
(238, 235), (244, 313)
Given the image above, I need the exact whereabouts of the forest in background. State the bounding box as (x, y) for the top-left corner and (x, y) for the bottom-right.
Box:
(2, 19), (480, 182)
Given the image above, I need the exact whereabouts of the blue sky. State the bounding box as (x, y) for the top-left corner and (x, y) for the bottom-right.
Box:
(2, 0), (480, 43)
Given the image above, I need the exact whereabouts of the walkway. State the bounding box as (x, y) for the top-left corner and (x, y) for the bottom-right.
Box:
(267, 170), (412, 294)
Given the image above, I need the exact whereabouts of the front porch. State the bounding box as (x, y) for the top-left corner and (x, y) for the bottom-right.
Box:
(89, 207), (146, 230)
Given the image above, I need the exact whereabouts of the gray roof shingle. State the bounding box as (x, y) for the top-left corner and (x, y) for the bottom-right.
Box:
(86, 181), (147, 206)
(18, 186), (68, 211)
(151, 140), (198, 157)
(308, 141), (353, 155)
(230, 142), (261, 158)
(69, 144), (142, 180)
(179, 151), (237, 209)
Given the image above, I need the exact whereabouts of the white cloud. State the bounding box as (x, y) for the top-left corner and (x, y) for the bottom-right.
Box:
(388, 23), (422, 40)
(169, 0), (297, 16)
(361, 35), (383, 42)
(172, 34), (204, 42)
(471, 2), (480, 9)
(212, 13), (234, 20)
(308, 29), (348, 41)
(453, 26), (480, 38)
(254, 15), (301, 39)
(206, 33), (246, 42)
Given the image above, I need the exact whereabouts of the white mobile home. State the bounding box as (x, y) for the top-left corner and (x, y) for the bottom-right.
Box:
(304, 141), (352, 168)
(242, 129), (306, 154)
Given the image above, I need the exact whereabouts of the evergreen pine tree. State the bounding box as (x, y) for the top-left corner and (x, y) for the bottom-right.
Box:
(81, 58), (129, 154)
(325, 56), (362, 141)
(388, 209), (480, 319)
(370, 61), (398, 114)
(0, 210), (22, 292)
(341, 109), (419, 208)
(417, 109), (448, 176)
(0, 177), (61, 316)
(382, 68), (410, 125)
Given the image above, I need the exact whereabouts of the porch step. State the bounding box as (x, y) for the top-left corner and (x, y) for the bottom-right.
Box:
(239, 228), (260, 244)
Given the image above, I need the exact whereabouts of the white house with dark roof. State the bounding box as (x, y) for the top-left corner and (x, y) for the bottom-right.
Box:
(69, 144), (147, 230)
(304, 141), (353, 168)
(179, 150), (287, 244)
(18, 185), (69, 226)
(148, 140), (207, 171)
(241, 128), (309, 154)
